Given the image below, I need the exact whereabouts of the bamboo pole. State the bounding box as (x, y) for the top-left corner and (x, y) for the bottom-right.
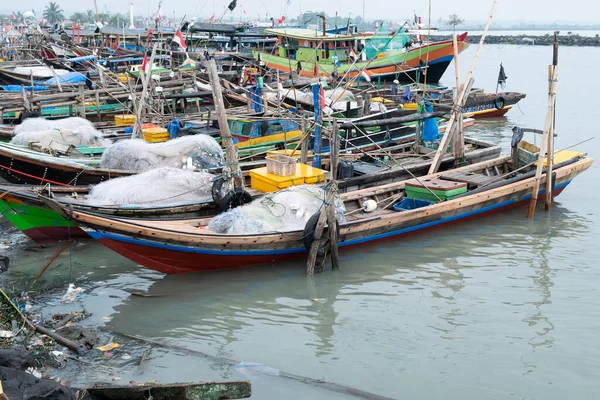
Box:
(132, 44), (158, 139)
(452, 33), (465, 164)
(529, 38), (559, 218)
(207, 59), (243, 189)
(428, 0), (497, 175)
(545, 36), (559, 210)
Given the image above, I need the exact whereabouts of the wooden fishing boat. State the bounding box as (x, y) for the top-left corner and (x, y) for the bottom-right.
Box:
(375, 87), (526, 118)
(58, 149), (593, 274)
(253, 29), (469, 83)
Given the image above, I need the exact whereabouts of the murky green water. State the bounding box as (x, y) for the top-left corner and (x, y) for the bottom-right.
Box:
(2, 44), (600, 399)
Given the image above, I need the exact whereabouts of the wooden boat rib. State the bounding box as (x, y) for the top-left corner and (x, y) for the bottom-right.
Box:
(62, 153), (593, 274)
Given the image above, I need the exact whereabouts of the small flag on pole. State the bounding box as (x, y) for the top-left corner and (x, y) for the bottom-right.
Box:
(497, 63), (508, 89)
(172, 29), (187, 50)
(361, 69), (371, 82)
(142, 53), (150, 73)
(349, 47), (357, 61)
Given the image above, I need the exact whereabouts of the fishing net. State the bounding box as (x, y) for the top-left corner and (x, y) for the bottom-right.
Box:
(207, 185), (346, 235)
(11, 117), (110, 148)
(87, 167), (215, 207)
(100, 135), (224, 172)
(364, 23), (409, 59)
(12, 66), (69, 78)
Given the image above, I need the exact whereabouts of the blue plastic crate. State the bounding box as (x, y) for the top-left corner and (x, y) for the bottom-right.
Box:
(393, 198), (434, 212)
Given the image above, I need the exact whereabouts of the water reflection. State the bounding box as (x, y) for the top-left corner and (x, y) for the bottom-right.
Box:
(105, 204), (592, 372)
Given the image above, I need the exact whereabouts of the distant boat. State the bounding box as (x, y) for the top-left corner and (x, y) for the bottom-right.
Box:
(253, 28), (469, 83)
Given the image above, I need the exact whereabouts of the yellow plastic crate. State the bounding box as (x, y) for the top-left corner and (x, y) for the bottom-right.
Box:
(298, 163), (325, 184)
(114, 114), (137, 126)
(142, 127), (170, 143)
(249, 164), (326, 193)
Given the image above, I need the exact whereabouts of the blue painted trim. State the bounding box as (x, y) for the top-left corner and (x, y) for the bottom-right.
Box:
(428, 55), (453, 65)
(89, 181), (571, 257)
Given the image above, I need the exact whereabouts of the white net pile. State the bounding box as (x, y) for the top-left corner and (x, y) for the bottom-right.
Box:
(87, 167), (215, 207)
(100, 135), (224, 172)
(207, 185), (346, 235)
(11, 117), (110, 148)
(13, 66), (69, 78)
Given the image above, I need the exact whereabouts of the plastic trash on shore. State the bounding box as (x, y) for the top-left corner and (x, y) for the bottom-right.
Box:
(11, 117), (111, 148)
(61, 284), (84, 303)
(100, 135), (223, 172)
(87, 168), (215, 207)
(207, 185), (346, 235)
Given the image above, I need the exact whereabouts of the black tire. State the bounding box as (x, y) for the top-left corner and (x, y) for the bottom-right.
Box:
(382, 139), (397, 148)
(494, 96), (505, 111)
(211, 176), (226, 203)
(303, 212), (340, 251)
(18, 111), (41, 124)
(219, 189), (252, 212)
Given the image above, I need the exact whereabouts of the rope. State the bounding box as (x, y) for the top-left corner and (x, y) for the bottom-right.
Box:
(0, 163), (71, 186)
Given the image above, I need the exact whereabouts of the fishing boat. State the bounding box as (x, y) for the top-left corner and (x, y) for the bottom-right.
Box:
(57, 146), (593, 273)
(252, 28), (469, 83)
(374, 86), (526, 118)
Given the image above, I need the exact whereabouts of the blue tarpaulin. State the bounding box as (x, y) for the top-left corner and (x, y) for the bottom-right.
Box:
(65, 55), (97, 63)
(1, 85), (49, 92)
(168, 119), (181, 139)
(45, 72), (86, 85)
(251, 85), (263, 113)
(422, 102), (439, 142)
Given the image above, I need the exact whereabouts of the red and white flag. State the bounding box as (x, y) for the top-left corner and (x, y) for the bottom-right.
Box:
(40, 18), (45, 26)
(141, 53), (150, 73)
(349, 47), (358, 61)
(3, 23), (8, 33)
(172, 29), (187, 50)
(360, 69), (371, 82)
(417, 16), (423, 41)
(10, 12), (16, 20)
(319, 85), (326, 110)
(209, 13), (215, 22)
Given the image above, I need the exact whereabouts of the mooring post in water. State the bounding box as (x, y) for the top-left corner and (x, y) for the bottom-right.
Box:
(328, 119), (340, 269)
(545, 35), (559, 211)
(452, 33), (465, 165)
(529, 35), (559, 218)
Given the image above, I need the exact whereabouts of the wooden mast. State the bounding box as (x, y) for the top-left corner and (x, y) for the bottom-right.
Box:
(451, 33), (464, 165)
(428, 0), (497, 175)
(207, 59), (243, 189)
(528, 35), (559, 218)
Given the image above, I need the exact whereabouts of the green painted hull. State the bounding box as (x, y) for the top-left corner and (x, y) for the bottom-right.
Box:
(0, 198), (87, 243)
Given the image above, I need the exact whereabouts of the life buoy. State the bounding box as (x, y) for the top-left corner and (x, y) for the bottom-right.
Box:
(219, 188), (252, 212)
(303, 212), (340, 251)
(494, 96), (505, 111)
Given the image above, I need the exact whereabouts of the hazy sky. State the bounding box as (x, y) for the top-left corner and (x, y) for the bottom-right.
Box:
(3, 0), (598, 23)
